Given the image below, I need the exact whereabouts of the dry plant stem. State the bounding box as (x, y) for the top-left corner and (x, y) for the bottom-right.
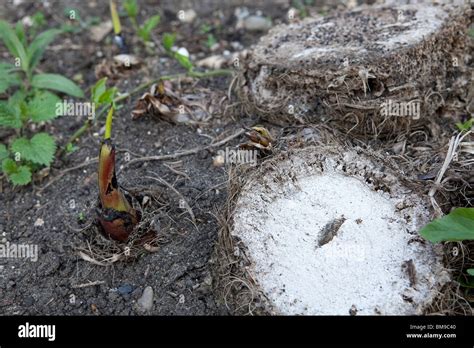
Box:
(37, 158), (99, 192)
(62, 69), (233, 150)
(71, 280), (106, 288)
(120, 129), (245, 170)
(429, 130), (472, 216)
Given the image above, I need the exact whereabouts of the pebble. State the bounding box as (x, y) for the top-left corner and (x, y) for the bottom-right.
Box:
(179, 9), (197, 23)
(117, 284), (133, 295)
(242, 16), (272, 32)
(23, 296), (35, 307)
(34, 218), (44, 227)
(136, 286), (154, 312)
(213, 155), (225, 167)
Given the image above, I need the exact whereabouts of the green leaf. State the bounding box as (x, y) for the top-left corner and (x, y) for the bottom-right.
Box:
(28, 29), (62, 69)
(98, 87), (117, 105)
(2, 159), (32, 186)
(162, 33), (175, 51)
(0, 101), (22, 129)
(174, 52), (193, 71)
(2, 158), (17, 174)
(65, 142), (78, 154)
(146, 14), (161, 29)
(139, 14), (161, 42)
(32, 11), (46, 28)
(1, 158), (32, 185)
(91, 78), (107, 104)
(468, 269), (474, 276)
(0, 144), (8, 162)
(420, 208), (474, 243)
(205, 34), (217, 48)
(27, 90), (62, 122)
(31, 73), (84, 98)
(124, 0), (138, 18)
(456, 118), (474, 132)
(0, 62), (21, 93)
(11, 133), (56, 166)
(9, 166), (32, 185)
(15, 22), (27, 47)
(0, 20), (29, 73)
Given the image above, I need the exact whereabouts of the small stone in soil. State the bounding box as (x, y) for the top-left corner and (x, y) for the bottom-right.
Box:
(117, 284), (134, 295)
(136, 286), (154, 312)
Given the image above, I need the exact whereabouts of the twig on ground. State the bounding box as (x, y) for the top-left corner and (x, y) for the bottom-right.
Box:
(71, 280), (106, 288)
(121, 128), (245, 170)
(40, 129), (244, 192)
(37, 158), (99, 193)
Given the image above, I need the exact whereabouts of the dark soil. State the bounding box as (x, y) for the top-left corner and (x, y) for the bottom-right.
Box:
(0, 0), (321, 315)
(0, 0), (472, 316)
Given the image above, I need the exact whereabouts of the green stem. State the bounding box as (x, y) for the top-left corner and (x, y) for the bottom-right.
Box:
(130, 17), (139, 33)
(104, 107), (114, 140)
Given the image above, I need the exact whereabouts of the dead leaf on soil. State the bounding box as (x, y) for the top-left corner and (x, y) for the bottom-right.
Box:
(131, 81), (211, 124)
(90, 20), (113, 42)
(239, 125), (274, 151)
(95, 54), (140, 80)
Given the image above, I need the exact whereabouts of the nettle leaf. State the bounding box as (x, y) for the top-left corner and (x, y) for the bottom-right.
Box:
(11, 133), (56, 166)
(420, 208), (474, 243)
(175, 52), (193, 71)
(0, 20), (29, 72)
(0, 101), (22, 129)
(0, 62), (21, 93)
(91, 78), (107, 104)
(2, 158), (17, 174)
(162, 33), (176, 51)
(27, 90), (61, 122)
(2, 158), (32, 185)
(28, 29), (62, 69)
(0, 144), (8, 162)
(32, 73), (84, 98)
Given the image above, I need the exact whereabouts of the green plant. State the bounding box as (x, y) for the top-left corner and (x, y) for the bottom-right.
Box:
(29, 11), (46, 37)
(0, 20), (83, 186)
(205, 33), (217, 49)
(420, 207), (474, 277)
(456, 118), (473, 132)
(91, 77), (118, 109)
(123, 0), (160, 43)
(162, 33), (193, 71)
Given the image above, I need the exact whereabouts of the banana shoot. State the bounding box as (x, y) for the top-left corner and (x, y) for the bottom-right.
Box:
(109, 0), (128, 53)
(97, 107), (138, 241)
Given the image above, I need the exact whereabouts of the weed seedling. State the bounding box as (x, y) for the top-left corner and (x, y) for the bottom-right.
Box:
(0, 20), (83, 186)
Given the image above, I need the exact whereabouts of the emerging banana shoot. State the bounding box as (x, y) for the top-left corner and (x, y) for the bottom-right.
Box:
(109, 0), (128, 53)
(97, 107), (138, 241)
